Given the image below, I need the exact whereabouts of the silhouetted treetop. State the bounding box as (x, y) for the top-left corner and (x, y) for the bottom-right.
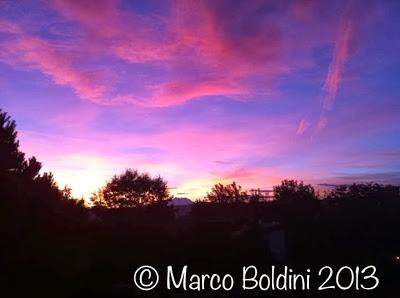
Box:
(0, 109), (83, 203)
(91, 169), (170, 208)
(0, 109), (25, 173)
(206, 182), (248, 203)
(0, 110), (44, 181)
(327, 183), (400, 202)
(273, 179), (317, 202)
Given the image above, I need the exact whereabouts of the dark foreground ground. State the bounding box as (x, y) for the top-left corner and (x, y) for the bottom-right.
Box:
(1, 190), (400, 298)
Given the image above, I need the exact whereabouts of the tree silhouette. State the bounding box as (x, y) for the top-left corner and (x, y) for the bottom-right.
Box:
(1, 109), (87, 296)
(328, 182), (399, 201)
(91, 169), (170, 208)
(1, 109), (85, 211)
(273, 179), (317, 202)
(0, 109), (44, 182)
(0, 109), (25, 174)
(206, 182), (248, 203)
(248, 188), (264, 203)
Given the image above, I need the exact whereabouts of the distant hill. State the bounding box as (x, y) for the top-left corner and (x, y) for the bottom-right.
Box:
(169, 197), (193, 206)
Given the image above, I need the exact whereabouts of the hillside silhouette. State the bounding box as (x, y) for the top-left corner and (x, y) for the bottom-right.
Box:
(1, 108), (400, 297)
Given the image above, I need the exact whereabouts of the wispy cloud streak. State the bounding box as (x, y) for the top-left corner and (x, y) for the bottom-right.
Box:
(0, 21), (105, 99)
(318, 0), (373, 131)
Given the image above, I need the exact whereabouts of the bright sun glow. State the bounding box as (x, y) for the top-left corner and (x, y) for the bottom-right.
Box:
(45, 155), (118, 199)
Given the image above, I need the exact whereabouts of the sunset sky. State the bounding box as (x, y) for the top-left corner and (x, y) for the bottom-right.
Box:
(1, 0), (399, 199)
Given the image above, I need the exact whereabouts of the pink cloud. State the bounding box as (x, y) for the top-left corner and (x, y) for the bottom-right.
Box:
(322, 16), (353, 111)
(209, 166), (307, 193)
(138, 0), (290, 107)
(322, 1), (374, 111)
(149, 79), (248, 107)
(49, 0), (290, 106)
(4, 1), (370, 110)
(0, 22), (105, 99)
(0, 19), (23, 34)
(291, 0), (318, 22)
(296, 118), (310, 136)
(316, 116), (328, 132)
(52, 0), (174, 63)
(171, 0), (286, 74)
(51, 0), (118, 33)
(315, 1), (374, 133)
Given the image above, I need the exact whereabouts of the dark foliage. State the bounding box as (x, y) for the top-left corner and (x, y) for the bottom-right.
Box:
(273, 179), (317, 202)
(206, 182), (248, 203)
(206, 182), (270, 203)
(90, 169), (170, 208)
